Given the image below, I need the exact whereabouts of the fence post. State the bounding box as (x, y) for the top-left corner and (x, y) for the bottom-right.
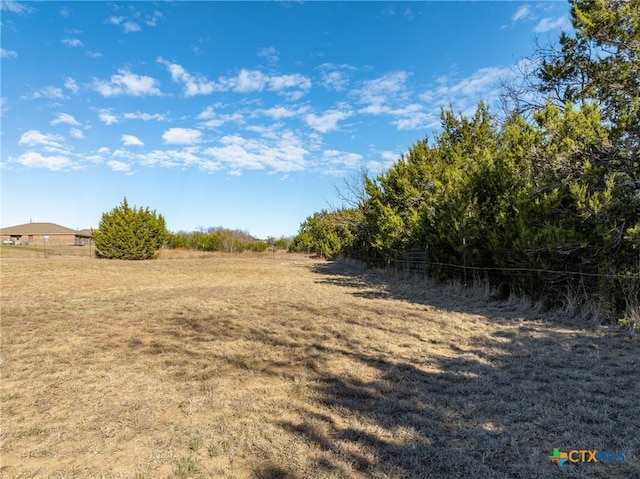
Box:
(425, 243), (429, 279)
(463, 237), (467, 287)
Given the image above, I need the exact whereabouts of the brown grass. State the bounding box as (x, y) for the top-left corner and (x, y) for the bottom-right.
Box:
(1, 248), (638, 478)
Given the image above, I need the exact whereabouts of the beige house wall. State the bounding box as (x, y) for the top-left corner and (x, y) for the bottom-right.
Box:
(0, 233), (86, 246)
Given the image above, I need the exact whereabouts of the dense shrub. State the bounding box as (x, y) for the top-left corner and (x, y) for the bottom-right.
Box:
(93, 198), (169, 260)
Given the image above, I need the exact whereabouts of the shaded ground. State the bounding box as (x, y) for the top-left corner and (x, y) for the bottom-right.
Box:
(1, 251), (638, 478)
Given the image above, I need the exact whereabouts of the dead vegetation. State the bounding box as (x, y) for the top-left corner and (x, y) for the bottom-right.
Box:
(1, 249), (638, 478)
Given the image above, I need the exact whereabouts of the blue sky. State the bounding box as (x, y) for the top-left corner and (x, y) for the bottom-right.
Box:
(0, 1), (571, 238)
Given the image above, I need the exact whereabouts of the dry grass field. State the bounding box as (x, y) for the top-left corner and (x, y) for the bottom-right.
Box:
(1, 246), (638, 478)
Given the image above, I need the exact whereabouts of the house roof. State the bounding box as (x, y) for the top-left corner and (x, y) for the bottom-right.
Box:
(0, 222), (84, 236)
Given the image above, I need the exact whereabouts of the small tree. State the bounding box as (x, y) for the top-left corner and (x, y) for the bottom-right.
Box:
(93, 198), (169, 260)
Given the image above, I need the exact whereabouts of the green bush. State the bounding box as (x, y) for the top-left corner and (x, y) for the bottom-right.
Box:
(93, 198), (169, 260)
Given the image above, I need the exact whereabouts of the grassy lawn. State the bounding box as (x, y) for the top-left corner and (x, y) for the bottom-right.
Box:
(1, 249), (638, 478)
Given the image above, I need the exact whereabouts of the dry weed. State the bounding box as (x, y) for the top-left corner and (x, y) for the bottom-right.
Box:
(1, 249), (638, 478)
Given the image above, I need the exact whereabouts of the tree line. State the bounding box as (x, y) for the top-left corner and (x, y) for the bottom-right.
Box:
(290, 0), (639, 321)
(93, 199), (291, 260)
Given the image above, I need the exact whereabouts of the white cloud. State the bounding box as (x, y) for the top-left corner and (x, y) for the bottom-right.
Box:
(106, 16), (123, 25)
(32, 86), (64, 99)
(419, 64), (516, 125)
(0, 1), (35, 15)
(268, 73), (311, 92)
(211, 69), (312, 98)
(145, 10), (163, 27)
(534, 16), (571, 33)
(93, 69), (162, 97)
(123, 111), (165, 121)
(235, 69), (266, 93)
(322, 149), (363, 169)
(64, 77), (79, 94)
(365, 151), (398, 174)
(51, 113), (80, 126)
(59, 7), (70, 17)
(322, 71), (347, 91)
(359, 71), (411, 108)
(319, 63), (354, 91)
(157, 58), (215, 97)
(107, 160), (131, 172)
(121, 134), (144, 146)
(162, 128), (202, 145)
(19, 130), (65, 149)
(261, 105), (307, 120)
(61, 38), (83, 47)
(512, 5), (533, 22)
(198, 110), (244, 129)
(0, 97), (9, 117)
(123, 21), (141, 33)
(258, 47), (279, 63)
(197, 105), (217, 120)
(204, 130), (308, 172)
(98, 110), (118, 125)
(0, 48), (17, 58)
(136, 148), (210, 169)
(15, 151), (72, 170)
(70, 128), (84, 139)
(86, 51), (102, 58)
(305, 106), (352, 133)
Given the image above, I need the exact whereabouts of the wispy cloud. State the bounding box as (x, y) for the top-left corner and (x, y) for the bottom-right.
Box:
(534, 16), (571, 33)
(122, 21), (141, 33)
(121, 134), (144, 146)
(145, 11), (163, 27)
(51, 113), (81, 126)
(19, 130), (66, 149)
(105, 9), (161, 33)
(106, 16), (123, 25)
(61, 38), (83, 47)
(14, 151), (72, 170)
(321, 149), (363, 175)
(98, 109), (118, 125)
(162, 128), (202, 145)
(107, 159), (132, 173)
(0, 0), (35, 15)
(216, 69), (312, 98)
(357, 71), (412, 114)
(419, 64), (516, 122)
(123, 111), (166, 121)
(93, 69), (162, 97)
(203, 130), (308, 173)
(0, 48), (17, 58)
(511, 5), (533, 22)
(260, 105), (308, 120)
(305, 105), (352, 133)
(258, 46), (279, 64)
(31, 86), (65, 99)
(319, 64), (354, 91)
(64, 77), (79, 94)
(70, 128), (84, 139)
(157, 58), (215, 97)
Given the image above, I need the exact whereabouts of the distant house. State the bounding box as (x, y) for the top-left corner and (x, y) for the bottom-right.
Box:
(0, 222), (92, 246)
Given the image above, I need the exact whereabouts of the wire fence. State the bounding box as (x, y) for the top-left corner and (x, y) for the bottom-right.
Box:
(341, 248), (640, 314)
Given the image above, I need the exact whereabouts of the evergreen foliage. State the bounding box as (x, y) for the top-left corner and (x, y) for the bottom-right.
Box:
(290, 0), (640, 320)
(93, 198), (169, 260)
(290, 209), (362, 259)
